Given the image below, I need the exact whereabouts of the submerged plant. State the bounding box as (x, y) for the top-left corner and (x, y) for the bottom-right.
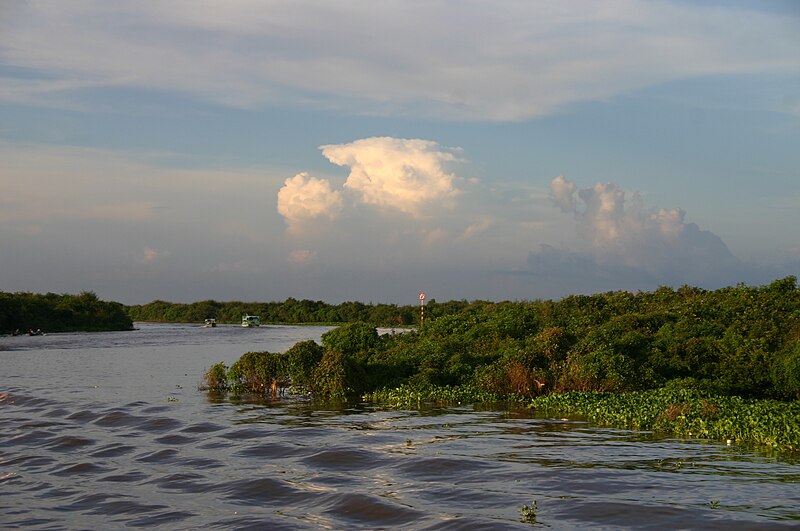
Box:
(518, 499), (537, 524)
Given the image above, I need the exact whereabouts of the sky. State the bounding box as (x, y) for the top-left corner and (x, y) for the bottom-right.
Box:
(1, 0), (799, 305)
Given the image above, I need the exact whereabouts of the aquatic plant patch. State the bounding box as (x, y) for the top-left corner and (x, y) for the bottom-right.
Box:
(364, 383), (500, 408)
(529, 388), (800, 454)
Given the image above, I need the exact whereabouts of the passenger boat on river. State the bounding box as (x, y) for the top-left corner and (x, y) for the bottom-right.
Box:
(241, 315), (260, 327)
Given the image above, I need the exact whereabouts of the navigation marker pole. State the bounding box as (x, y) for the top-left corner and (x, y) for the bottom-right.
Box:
(419, 292), (426, 327)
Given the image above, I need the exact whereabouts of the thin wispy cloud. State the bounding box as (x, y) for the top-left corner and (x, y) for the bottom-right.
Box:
(2, 1), (797, 120)
(142, 246), (169, 265)
(287, 249), (318, 265)
(456, 218), (494, 243)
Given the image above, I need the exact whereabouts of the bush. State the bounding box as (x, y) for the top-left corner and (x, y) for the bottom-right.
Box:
(229, 351), (288, 394)
(203, 362), (229, 390)
(771, 342), (800, 400)
(321, 322), (380, 355)
(555, 349), (637, 392)
(310, 349), (367, 400)
(285, 340), (324, 388)
(478, 359), (547, 398)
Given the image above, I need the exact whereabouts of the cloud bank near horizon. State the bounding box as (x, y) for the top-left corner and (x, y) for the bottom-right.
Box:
(277, 138), (756, 293)
(0, 138), (791, 304)
(528, 176), (743, 289)
(2, 1), (798, 120)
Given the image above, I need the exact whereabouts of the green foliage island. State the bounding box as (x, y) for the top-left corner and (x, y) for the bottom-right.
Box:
(203, 277), (800, 453)
(0, 291), (133, 334)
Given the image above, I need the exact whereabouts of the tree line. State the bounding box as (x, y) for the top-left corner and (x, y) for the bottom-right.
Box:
(0, 291), (133, 334)
(125, 297), (424, 326)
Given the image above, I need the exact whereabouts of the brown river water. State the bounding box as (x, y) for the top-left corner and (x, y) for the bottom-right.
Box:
(1, 322), (799, 529)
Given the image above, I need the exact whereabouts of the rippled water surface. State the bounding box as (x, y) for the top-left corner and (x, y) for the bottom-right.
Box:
(2, 323), (799, 529)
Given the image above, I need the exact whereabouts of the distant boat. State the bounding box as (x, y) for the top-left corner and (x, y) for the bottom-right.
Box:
(241, 315), (260, 327)
(203, 318), (217, 328)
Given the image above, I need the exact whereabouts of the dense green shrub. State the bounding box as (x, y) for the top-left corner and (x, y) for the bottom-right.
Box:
(1, 291), (133, 333)
(310, 349), (367, 400)
(285, 340), (324, 388)
(321, 322), (381, 355)
(228, 351), (289, 394)
(771, 342), (800, 400)
(205, 277), (800, 406)
(203, 362), (229, 390)
(478, 358), (547, 398)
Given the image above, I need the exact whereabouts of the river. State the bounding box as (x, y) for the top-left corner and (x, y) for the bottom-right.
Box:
(1, 322), (798, 529)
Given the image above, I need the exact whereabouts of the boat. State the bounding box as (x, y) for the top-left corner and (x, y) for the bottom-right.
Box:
(241, 315), (260, 327)
(203, 318), (217, 328)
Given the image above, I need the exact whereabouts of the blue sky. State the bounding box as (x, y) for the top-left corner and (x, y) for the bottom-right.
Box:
(1, 0), (798, 305)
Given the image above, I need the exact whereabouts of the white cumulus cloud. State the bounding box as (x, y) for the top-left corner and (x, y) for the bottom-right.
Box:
(277, 172), (343, 233)
(320, 137), (462, 217)
(550, 175), (578, 214)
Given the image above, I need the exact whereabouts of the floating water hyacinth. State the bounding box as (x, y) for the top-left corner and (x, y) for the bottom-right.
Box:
(529, 388), (800, 454)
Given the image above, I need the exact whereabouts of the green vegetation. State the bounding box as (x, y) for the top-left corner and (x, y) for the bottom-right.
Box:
(127, 297), (418, 326)
(202, 324), (368, 400)
(0, 291), (133, 334)
(529, 388), (800, 453)
(204, 277), (800, 452)
(364, 383), (500, 407)
(518, 500), (538, 524)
